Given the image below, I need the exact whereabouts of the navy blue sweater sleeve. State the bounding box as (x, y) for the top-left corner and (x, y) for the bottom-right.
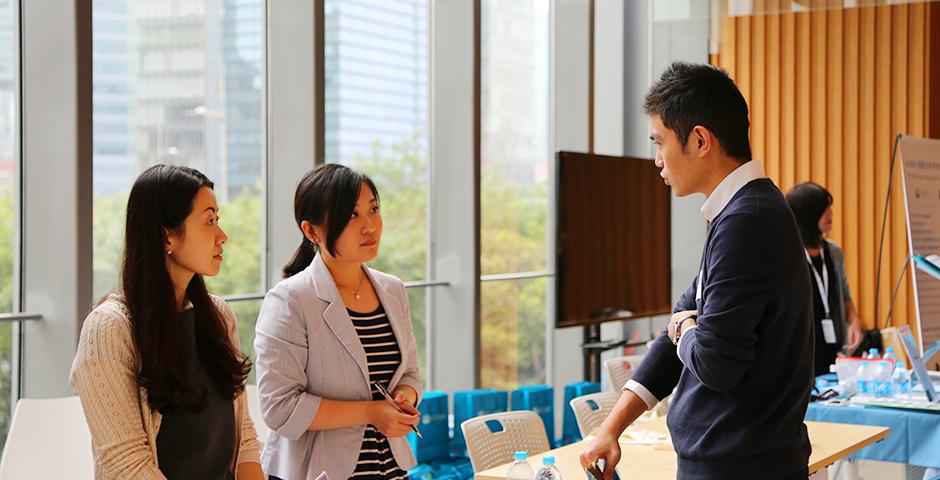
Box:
(629, 276), (696, 401)
(630, 331), (683, 401)
(677, 213), (768, 392)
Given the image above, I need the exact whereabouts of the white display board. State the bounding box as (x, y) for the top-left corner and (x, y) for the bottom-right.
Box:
(899, 136), (940, 354)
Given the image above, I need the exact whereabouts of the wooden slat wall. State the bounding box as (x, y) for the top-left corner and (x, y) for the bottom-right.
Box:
(711, 3), (937, 333)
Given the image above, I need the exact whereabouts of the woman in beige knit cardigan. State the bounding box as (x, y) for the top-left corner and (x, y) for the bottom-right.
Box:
(69, 165), (264, 480)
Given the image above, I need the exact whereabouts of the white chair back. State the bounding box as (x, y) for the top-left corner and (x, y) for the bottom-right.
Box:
(604, 355), (646, 392)
(460, 410), (550, 472)
(569, 391), (621, 437)
(0, 396), (94, 479)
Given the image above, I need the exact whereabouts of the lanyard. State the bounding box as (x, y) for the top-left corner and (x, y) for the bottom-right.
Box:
(804, 248), (830, 317)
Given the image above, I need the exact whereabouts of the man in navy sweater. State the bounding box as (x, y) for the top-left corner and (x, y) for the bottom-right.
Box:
(581, 62), (814, 479)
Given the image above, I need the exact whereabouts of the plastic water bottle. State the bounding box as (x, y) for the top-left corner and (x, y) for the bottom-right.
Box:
(892, 361), (912, 399)
(856, 360), (872, 397)
(865, 348), (881, 361)
(534, 455), (563, 480)
(507, 451), (533, 480)
(873, 361), (892, 397)
(883, 347), (898, 372)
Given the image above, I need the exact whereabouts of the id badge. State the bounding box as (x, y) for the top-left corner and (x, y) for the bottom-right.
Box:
(821, 318), (837, 344)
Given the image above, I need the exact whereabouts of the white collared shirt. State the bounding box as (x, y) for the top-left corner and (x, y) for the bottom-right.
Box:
(700, 160), (767, 223)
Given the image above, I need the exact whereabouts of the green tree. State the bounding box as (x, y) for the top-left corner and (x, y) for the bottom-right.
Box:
(0, 185), (15, 452)
(480, 172), (548, 390)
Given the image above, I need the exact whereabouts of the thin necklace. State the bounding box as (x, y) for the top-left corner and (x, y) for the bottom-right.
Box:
(337, 271), (366, 300)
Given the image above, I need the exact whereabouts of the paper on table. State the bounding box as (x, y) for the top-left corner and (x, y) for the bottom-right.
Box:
(582, 426), (672, 449)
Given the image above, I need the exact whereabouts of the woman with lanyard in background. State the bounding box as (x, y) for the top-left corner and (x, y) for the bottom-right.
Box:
(787, 182), (864, 376)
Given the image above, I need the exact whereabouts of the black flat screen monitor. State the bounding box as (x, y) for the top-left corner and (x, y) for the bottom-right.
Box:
(555, 151), (672, 328)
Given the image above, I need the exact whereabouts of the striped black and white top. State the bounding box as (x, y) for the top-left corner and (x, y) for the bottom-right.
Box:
(349, 304), (408, 480)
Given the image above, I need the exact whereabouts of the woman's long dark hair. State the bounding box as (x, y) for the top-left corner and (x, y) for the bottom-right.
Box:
(122, 165), (250, 413)
(786, 181), (833, 249)
(283, 164), (380, 278)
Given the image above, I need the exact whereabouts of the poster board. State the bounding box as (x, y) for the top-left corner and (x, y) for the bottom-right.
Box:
(899, 136), (940, 358)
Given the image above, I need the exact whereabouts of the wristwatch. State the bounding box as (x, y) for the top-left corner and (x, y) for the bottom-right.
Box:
(674, 313), (698, 345)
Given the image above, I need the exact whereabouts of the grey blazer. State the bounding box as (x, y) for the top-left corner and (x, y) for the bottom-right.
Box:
(826, 240), (853, 344)
(254, 254), (423, 480)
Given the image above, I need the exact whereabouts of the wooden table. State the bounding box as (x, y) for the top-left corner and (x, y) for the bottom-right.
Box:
(474, 417), (889, 479)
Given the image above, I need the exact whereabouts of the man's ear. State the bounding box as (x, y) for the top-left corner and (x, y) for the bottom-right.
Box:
(691, 125), (712, 157)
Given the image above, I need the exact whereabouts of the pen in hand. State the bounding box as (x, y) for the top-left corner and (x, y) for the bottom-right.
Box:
(373, 381), (423, 439)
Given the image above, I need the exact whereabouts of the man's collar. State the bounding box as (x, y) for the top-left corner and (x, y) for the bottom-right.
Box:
(700, 160), (767, 222)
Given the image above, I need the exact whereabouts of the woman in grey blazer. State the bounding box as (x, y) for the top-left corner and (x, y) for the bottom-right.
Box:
(255, 164), (422, 480)
(787, 182), (864, 376)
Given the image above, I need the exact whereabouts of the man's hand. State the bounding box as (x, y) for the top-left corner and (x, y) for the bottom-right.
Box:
(579, 390), (650, 480)
(668, 310), (698, 344)
(580, 432), (621, 480)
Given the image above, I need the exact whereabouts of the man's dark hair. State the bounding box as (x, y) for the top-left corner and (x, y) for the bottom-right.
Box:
(644, 62), (752, 161)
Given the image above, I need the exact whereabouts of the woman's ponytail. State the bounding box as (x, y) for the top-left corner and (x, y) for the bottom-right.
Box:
(282, 238), (317, 278)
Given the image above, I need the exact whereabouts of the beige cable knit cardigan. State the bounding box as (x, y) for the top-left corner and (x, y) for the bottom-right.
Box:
(69, 294), (261, 479)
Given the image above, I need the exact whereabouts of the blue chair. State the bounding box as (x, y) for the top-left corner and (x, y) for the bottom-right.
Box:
(510, 384), (554, 441)
(451, 389), (508, 456)
(560, 382), (600, 445)
(407, 391), (450, 463)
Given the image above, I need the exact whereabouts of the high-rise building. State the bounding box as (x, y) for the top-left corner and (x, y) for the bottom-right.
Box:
(135, 0), (220, 192)
(481, 0), (550, 185)
(93, 0), (264, 200)
(222, 0), (264, 198)
(0, 0), (19, 182)
(92, 0), (136, 195)
(324, 0), (428, 166)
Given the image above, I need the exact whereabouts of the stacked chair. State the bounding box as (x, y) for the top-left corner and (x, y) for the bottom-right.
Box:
(406, 381), (613, 479)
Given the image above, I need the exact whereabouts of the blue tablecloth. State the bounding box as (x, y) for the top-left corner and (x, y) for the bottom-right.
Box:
(806, 402), (940, 468)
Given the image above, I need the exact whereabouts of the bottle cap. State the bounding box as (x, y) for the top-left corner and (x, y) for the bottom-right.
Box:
(542, 456), (555, 465)
(514, 451), (528, 461)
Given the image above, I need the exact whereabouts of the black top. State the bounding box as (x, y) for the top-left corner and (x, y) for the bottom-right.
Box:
(348, 305), (408, 480)
(631, 178), (814, 479)
(809, 243), (842, 376)
(156, 308), (236, 480)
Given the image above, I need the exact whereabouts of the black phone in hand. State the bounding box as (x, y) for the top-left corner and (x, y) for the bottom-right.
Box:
(586, 459), (621, 480)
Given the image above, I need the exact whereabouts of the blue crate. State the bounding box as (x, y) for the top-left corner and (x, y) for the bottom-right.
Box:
(430, 457), (473, 480)
(560, 381), (601, 445)
(408, 464), (435, 480)
(451, 457), (474, 479)
(451, 389), (508, 456)
(407, 391), (450, 463)
(510, 384), (554, 441)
